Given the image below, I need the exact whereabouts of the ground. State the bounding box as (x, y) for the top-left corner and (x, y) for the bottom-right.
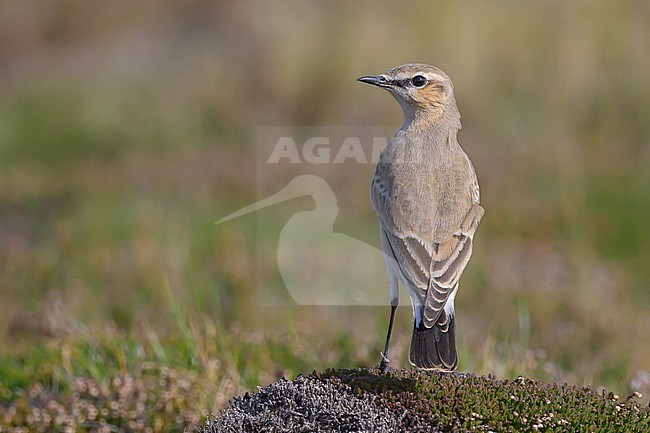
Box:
(203, 368), (649, 433)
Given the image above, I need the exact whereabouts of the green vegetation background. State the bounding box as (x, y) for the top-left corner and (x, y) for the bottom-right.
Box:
(0, 1), (648, 430)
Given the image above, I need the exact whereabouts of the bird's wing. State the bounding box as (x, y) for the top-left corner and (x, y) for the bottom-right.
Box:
(380, 202), (483, 328)
(371, 150), (484, 328)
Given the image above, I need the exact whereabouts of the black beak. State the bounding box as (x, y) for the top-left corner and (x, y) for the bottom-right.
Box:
(357, 75), (391, 88)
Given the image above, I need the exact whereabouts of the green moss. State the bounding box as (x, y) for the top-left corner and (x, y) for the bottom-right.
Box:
(312, 369), (649, 433)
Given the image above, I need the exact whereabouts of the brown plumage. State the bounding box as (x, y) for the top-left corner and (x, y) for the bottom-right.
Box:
(358, 64), (483, 371)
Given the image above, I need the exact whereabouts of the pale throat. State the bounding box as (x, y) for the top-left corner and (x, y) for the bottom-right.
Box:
(395, 98), (457, 135)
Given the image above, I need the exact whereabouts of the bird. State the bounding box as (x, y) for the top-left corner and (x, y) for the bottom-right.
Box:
(358, 64), (484, 372)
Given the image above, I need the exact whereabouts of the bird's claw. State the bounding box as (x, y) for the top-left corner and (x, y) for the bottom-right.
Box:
(378, 352), (392, 373)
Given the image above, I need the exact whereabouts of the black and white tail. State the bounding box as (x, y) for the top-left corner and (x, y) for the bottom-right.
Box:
(408, 312), (457, 371)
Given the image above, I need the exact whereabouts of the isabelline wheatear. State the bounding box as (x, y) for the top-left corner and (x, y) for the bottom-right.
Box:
(358, 64), (484, 371)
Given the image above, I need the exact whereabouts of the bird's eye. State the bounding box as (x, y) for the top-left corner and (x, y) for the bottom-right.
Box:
(411, 75), (427, 87)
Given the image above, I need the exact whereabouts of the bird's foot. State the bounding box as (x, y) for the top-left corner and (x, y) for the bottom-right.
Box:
(377, 352), (392, 373)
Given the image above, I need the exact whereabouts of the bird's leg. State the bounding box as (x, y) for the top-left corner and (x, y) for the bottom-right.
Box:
(378, 304), (398, 372)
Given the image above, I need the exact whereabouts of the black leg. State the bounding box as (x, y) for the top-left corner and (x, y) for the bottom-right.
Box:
(378, 304), (397, 372)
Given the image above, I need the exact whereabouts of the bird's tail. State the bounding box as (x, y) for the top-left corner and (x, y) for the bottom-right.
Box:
(408, 313), (457, 371)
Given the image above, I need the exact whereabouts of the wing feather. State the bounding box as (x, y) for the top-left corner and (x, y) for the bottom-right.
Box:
(372, 148), (484, 330)
(379, 215), (479, 329)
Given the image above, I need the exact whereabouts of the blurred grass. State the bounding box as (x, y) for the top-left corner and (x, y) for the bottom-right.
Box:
(0, 0), (649, 429)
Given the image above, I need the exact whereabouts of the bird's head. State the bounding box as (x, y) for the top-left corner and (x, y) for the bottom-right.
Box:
(358, 63), (460, 129)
